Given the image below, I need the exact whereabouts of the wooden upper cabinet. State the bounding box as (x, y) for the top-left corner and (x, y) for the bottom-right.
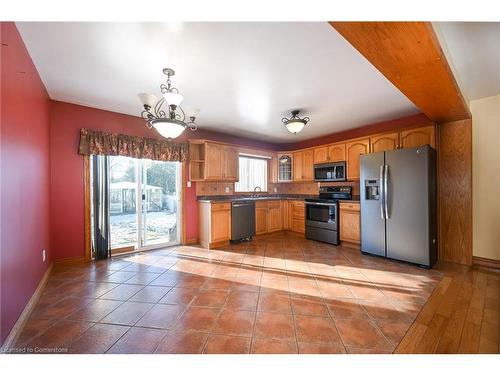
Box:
(370, 132), (399, 153)
(314, 143), (346, 164)
(222, 146), (238, 181)
(293, 151), (304, 181)
(400, 125), (436, 149)
(204, 143), (239, 181)
(313, 147), (329, 164)
(345, 138), (370, 180)
(328, 143), (346, 162)
(302, 150), (314, 180)
(205, 143), (223, 180)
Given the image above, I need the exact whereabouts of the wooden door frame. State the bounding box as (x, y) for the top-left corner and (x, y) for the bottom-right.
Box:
(84, 155), (92, 262)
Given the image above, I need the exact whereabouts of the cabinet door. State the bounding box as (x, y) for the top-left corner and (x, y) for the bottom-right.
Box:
(293, 151), (303, 181)
(255, 207), (268, 235)
(211, 209), (231, 243)
(302, 150), (314, 181)
(370, 132), (399, 153)
(270, 156), (278, 183)
(291, 201), (305, 233)
(339, 210), (360, 244)
(282, 200), (290, 230)
(313, 147), (329, 164)
(223, 146), (239, 181)
(328, 143), (346, 162)
(400, 125), (436, 149)
(346, 139), (370, 180)
(267, 201), (282, 232)
(205, 143), (223, 180)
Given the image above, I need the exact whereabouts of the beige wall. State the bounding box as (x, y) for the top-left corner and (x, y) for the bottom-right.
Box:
(470, 95), (500, 261)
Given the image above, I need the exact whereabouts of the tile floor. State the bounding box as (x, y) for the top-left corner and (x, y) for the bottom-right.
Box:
(13, 232), (444, 354)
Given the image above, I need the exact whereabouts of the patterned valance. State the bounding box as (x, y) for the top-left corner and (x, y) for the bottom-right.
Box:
(78, 128), (189, 162)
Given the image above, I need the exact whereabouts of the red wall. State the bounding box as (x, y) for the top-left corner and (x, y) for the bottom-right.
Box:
(0, 22), (51, 345)
(49, 101), (276, 260)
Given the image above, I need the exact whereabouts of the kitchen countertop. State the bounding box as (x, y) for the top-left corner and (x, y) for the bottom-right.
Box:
(197, 194), (360, 203)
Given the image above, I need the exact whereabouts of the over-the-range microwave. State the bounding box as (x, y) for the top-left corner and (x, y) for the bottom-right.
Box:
(313, 161), (346, 182)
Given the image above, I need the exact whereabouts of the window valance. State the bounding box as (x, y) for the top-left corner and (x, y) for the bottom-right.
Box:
(78, 128), (189, 162)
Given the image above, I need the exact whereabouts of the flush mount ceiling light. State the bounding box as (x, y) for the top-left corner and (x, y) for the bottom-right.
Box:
(138, 68), (199, 140)
(281, 110), (310, 134)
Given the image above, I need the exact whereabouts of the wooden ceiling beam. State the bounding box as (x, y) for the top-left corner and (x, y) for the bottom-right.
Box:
(329, 22), (471, 122)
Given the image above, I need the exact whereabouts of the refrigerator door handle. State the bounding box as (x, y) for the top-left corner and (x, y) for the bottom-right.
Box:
(384, 164), (389, 219)
(379, 165), (385, 219)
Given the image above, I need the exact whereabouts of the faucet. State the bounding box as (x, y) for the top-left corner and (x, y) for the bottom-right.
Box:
(251, 186), (262, 198)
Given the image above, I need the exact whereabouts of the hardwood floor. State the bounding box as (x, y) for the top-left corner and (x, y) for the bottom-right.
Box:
(396, 262), (499, 353)
(10, 232), (499, 354)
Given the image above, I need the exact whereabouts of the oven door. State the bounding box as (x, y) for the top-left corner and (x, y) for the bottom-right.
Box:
(305, 202), (337, 230)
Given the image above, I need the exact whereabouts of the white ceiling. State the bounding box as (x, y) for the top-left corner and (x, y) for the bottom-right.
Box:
(434, 22), (500, 102)
(17, 22), (420, 143)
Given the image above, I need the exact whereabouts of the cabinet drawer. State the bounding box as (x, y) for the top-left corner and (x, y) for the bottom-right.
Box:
(339, 202), (360, 212)
(255, 200), (268, 209)
(267, 200), (281, 208)
(211, 202), (231, 211)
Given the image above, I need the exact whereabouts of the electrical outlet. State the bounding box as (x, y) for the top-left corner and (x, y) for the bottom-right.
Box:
(225, 186), (230, 193)
(42, 249), (46, 262)
(273, 187), (278, 193)
(187, 180), (191, 188)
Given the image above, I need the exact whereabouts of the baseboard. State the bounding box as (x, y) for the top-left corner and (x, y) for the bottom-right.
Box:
(340, 241), (361, 249)
(1, 263), (53, 350)
(185, 238), (198, 245)
(54, 256), (86, 265)
(473, 256), (500, 270)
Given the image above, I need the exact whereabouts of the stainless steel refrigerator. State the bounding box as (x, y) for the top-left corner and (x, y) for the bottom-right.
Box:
(360, 145), (437, 267)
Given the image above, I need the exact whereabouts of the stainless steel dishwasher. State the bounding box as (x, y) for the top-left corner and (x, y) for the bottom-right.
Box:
(231, 200), (256, 242)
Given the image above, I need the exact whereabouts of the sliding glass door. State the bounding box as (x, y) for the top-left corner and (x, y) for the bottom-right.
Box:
(141, 159), (181, 248)
(103, 156), (181, 254)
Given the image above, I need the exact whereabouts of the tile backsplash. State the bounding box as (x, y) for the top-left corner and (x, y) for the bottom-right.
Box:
(195, 180), (359, 196)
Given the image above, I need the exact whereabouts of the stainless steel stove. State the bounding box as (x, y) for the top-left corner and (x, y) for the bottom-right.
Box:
(305, 186), (352, 245)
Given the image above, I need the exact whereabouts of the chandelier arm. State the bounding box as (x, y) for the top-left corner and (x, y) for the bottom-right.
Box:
(154, 97), (166, 117)
(178, 106), (187, 123)
(141, 110), (154, 128)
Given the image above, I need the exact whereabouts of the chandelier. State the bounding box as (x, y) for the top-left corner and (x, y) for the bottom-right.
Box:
(138, 68), (199, 139)
(282, 110), (310, 134)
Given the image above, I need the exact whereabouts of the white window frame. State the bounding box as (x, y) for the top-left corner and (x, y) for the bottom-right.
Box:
(235, 155), (269, 192)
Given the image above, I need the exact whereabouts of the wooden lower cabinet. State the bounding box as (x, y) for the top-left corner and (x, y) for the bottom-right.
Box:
(339, 202), (360, 245)
(199, 201), (231, 248)
(267, 201), (282, 232)
(255, 201), (269, 235)
(290, 200), (305, 234)
(255, 200), (282, 234)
